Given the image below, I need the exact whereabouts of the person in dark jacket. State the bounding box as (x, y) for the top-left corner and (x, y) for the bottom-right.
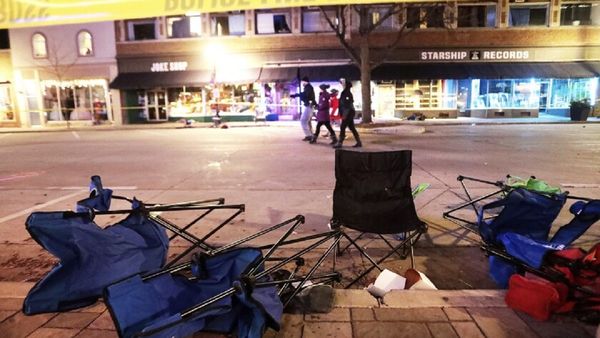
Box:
(333, 78), (362, 148)
(290, 76), (316, 141)
(310, 84), (337, 145)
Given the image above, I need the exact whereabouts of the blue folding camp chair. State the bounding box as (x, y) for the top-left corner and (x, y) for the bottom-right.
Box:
(24, 202), (169, 314)
(23, 175), (246, 315)
(104, 215), (342, 338)
(443, 175), (600, 290)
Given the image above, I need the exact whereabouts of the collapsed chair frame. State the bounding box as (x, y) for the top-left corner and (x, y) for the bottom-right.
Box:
(106, 214), (342, 338)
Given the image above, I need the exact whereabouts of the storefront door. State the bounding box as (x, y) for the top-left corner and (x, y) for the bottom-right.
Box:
(539, 81), (549, 113)
(146, 91), (167, 121)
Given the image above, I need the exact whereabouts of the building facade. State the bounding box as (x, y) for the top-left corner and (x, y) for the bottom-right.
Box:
(9, 22), (119, 127)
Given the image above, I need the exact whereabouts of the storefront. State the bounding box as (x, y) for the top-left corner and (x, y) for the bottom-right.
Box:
(110, 56), (359, 123)
(0, 50), (17, 127)
(371, 47), (600, 119)
(40, 79), (111, 124)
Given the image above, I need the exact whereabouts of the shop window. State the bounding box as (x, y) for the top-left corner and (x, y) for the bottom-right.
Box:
(302, 7), (336, 33)
(42, 80), (108, 123)
(77, 30), (93, 56)
(458, 5), (496, 27)
(549, 79), (569, 108)
(406, 5), (446, 29)
(0, 29), (9, 49)
(32, 32), (47, 58)
(211, 12), (245, 36)
(0, 84), (14, 121)
(509, 3), (548, 27)
(167, 15), (202, 38)
(561, 3), (600, 26)
(256, 10), (291, 34)
(126, 19), (157, 41)
(395, 79), (444, 109)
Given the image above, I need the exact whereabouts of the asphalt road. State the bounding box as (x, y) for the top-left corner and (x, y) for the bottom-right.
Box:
(0, 123), (599, 289)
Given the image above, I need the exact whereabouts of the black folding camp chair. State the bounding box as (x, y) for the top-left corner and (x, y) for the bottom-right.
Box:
(329, 149), (428, 288)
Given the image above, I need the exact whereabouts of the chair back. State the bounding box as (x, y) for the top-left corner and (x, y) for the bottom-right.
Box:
(332, 149), (423, 234)
(550, 200), (600, 246)
(478, 188), (566, 243)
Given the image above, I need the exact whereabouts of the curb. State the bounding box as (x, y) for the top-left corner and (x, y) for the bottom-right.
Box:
(1, 281), (506, 309)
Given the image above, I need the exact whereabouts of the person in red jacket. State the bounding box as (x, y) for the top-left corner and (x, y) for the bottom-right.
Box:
(329, 88), (341, 126)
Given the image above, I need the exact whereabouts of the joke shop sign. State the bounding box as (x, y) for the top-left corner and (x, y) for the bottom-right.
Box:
(150, 61), (189, 72)
(420, 50), (531, 61)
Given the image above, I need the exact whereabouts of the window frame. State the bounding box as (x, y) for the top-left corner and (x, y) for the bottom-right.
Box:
(559, 1), (599, 26)
(301, 6), (337, 33)
(167, 14), (203, 39)
(457, 3), (497, 28)
(255, 9), (292, 35)
(32, 32), (48, 59)
(210, 11), (246, 36)
(126, 19), (158, 41)
(405, 5), (447, 29)
(76, 30), (94, 57)
(508, 1), (550, 27)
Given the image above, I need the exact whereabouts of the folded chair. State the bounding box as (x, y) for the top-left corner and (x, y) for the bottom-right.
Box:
(104, 215), (341, 338)
(329, 149), (428, 288)
(24, 176), (246, 315)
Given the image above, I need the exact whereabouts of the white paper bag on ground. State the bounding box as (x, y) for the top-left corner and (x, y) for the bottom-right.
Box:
(366, 269), (406, 297)
(406, 269), (437, 290)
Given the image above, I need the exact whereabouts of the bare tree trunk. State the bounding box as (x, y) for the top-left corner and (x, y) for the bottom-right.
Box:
(359, 35), (372, 124)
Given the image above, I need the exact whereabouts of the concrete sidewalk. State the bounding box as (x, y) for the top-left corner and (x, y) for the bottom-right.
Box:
(1, 114), (599, 134)
(1, 282), (596, 338)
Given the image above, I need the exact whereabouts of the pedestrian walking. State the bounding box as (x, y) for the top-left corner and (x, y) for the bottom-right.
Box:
(310, 84), (337, 145)
(290, 76), (316, 141)
(329, 88), (341, 126)
(333, 78), (362, 148)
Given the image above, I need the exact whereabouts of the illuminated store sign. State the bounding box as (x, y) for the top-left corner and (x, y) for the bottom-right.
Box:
(150, 62), (189, 72)
(420, 50), (531, 61)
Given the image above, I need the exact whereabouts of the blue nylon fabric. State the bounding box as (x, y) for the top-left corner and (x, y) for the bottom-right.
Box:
(499, 233), (565, 269)
(499, 199), (600, 269)
(23, 211), (169, 314)
(478, 188), (566, 244)
(105, 248), (282, 338)
(550, 200), (600, 246)
(76, 176), (113, 212)
(488, 255), (517, 288)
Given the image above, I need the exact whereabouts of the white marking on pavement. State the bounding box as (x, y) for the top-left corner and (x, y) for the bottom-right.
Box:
(561, 183), (600, 188)
(71, 131), (80, 139)
(0, 190), (85, 225)
(0, 171), (44, 182)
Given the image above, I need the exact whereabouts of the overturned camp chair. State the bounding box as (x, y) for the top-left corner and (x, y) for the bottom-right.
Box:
(24, 176), (246, 315)
(444, 175), (600, 321)
(443, 175), (600, 286)
(479, 189), (600, 288)
(104, 215), (341, 338)
(442, 175), (562, 233)
(329, 149), (428, 288)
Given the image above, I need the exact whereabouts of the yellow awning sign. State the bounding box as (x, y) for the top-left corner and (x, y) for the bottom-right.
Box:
(1, 0), (440, 29)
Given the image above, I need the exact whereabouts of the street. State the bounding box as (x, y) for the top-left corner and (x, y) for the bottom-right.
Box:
(0, 123), (599, 289)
